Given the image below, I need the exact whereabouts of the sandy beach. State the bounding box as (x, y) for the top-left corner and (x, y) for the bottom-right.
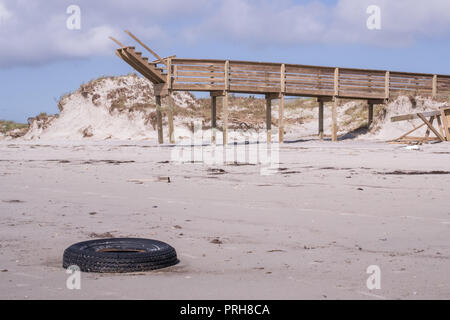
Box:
(1, 139), (449, 299)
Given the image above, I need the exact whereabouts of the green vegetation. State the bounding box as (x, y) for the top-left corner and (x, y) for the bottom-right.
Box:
(0, 120), (29, 134)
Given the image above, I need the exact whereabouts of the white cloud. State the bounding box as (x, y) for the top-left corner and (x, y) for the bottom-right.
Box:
(0, 0), (12, 23)
(183, 0), (450, 47)
(0, 0), (449, 67)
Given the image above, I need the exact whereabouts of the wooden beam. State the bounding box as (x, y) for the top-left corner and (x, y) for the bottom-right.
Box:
(210, 91), (225, 97)
(168, 93), (175, 144)
(318, 100), (324, 140)
(223, 91), (229, 145)
(152, 55), (176, 64)
(278, 94), (285, 143)
(265, 94), (272, 143)
(109, 36), (125, 47)
(391, 110), (441, 122)
(211, 96), (217, 145)
(155, 95), (164, 144)
(417, 113), (445, 141)
(124, 30), (166, 65)
(391, 122), (426, 141)
(332, 97), (338, 142)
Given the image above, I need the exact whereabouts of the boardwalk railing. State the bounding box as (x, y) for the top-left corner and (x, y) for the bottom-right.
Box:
(169, 58), (450, 100)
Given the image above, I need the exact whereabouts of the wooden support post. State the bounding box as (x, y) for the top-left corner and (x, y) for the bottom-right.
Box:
(223, 91), (229, 145)
(265, 95), (272, 143)
(432, 75), (437, 99)
(332, 97), (338, 142)
(155, 95), (164, 144)
(168, 92), (175, 144)
(368, 102), (374, 128)
(440, 108), (450, 141)
(318, 100), (324, 140)
(278, 94), (284, 143)
(211, 96), (217, 144)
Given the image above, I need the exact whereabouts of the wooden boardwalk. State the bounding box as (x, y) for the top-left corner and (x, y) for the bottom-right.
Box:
(111, 32), (450, 144)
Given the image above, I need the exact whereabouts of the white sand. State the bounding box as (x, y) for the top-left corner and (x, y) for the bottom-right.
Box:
(1, 139), (449, 299)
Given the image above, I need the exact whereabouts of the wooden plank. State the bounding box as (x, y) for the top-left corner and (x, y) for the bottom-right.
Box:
(391, 111), (441, 122)
(117, 50), (162, 84)
(125, 48), (166, 83)
(172, 83), (225, 91)
(124, 30), (165, 65)
(176, 70), (224, 78)
(424, 116), (435, 141)
(174, 65), (224, 72)
(392, 123), (426, 141)
(281, 64), (286, 93)
(417, 113), (445, 141)
(174, 77), (225, 83)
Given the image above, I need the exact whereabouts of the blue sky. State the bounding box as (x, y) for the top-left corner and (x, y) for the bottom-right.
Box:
(1, 0), (450, 122)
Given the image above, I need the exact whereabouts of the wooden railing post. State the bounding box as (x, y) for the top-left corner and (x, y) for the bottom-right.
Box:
(225, 60), (230, 91)
(280, 64), (286, 93)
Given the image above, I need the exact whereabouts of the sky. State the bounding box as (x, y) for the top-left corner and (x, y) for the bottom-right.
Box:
(1, 0), (450, 122)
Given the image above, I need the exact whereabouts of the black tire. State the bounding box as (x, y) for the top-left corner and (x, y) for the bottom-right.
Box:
(62, 238), (179, 273)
